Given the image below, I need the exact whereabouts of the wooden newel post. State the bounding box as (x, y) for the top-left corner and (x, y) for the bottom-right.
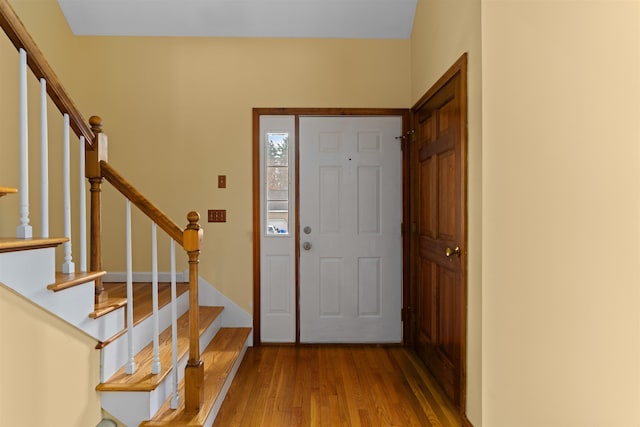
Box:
(184, 211), (204, 412)
(86, 116), (108, 303)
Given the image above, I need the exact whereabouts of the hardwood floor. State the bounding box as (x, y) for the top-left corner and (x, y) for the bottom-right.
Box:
(214, 345), (461, 427)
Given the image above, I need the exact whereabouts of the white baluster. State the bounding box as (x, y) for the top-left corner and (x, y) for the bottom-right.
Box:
(62, 114), (75, 274)
(40, 78), (49, 237)
(125, 200), (136, 374)
(170, 239), (179, 409)
(79, 136), (87, 272)
(16, 49), (32, 238)
(151, 223), (161, 375)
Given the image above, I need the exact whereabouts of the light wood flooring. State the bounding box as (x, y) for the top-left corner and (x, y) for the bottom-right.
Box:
(214, 345), (461, 427)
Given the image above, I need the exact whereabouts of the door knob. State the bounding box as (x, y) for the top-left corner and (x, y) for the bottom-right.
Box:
(445, 246), (460, 257)
(302, 242), (312, 251)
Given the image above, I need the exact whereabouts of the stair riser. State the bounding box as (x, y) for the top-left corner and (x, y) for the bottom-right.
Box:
(0, 247), (55, 285)
(101, 391), (154, 427)
(100, 315), (222, 426)
(101, 290), (190, 382)
(0, 248), (124, 341)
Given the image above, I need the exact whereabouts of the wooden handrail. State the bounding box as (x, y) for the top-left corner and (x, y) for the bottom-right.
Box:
(0, 187), (17, 197)
(0, 0), (94, 148)
(100, 161), (184, 246)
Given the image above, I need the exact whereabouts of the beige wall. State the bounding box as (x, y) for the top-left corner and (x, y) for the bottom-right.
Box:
(410, 0), (483, 424)
(83, 35), (410, 313)
(482, 1), (640, 425)
(0, 286), (102, 427)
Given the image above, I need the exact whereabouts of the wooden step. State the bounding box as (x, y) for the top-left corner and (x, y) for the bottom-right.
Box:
(0, 237), (67, 253)
(47, 271), (106, 292)
(97, 306), (223, 392)
(140, 327), (252, 427)
(0, 186), (17, 197)
(90, 297), (127, 319)
(95, 282), (190, 349)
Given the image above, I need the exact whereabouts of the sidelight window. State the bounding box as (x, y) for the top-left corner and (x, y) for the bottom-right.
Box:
(265, 132), (290, 235)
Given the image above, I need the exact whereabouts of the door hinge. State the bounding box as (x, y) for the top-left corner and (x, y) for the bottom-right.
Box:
(402, 306), (411, 322)
(402, 306), (415, 324)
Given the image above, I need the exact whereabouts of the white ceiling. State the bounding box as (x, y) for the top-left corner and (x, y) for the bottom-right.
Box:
(57, 0), (417, 39)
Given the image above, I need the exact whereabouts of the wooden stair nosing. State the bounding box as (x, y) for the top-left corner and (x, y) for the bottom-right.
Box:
(139, 327), (252, 427)
(0, 186), (18, 197)
(0, 237), (68, 253)
(96, 306), (223, 392)
(47, 270), (107, 292)
(90, 297), (127, 319)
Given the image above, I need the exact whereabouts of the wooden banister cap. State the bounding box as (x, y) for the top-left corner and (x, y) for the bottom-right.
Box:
(89, 116), (103, 133)
(183, 211), (203, 251)
(187, 211), (200, 230)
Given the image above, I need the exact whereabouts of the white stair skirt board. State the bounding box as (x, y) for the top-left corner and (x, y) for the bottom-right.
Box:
(198, 276), (254, 347)
(0, 248), (124, 341)
(202, 333), (251, 427)
(100, 289), (190, 382)
(101, 313), (223, 427)
(198, 275), (253, 330)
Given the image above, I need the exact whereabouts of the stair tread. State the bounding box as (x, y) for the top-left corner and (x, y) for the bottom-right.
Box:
(90, 297), (127, 319)
(95, 282), (190, 349)
(140, 327), (252, 427)
(96, 306), (223, 392)
(0, 237), (68, 253)
(47, 270), (107, 292)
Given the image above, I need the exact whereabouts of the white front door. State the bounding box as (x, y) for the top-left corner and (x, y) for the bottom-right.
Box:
(299, 116), (402, 342)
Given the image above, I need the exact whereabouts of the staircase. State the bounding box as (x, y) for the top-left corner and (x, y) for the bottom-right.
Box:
(0, 238), (251, 426)
(0, 1), (252, 425)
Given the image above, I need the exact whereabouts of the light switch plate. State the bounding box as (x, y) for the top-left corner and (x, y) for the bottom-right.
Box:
(208, 209), (226, 222)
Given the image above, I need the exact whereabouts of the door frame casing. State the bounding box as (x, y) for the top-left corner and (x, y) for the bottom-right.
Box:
(252, 108), (411, 345)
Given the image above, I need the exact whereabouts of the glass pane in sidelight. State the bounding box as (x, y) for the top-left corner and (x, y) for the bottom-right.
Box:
(266, 132), (290, 235)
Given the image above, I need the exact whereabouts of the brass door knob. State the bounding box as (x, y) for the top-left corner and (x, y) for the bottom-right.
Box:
(445, 246), (461, 257)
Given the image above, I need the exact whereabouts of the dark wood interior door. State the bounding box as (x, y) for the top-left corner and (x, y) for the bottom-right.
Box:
(410, 55), (467, 409)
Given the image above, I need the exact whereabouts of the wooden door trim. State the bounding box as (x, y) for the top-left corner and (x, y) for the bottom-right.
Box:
(410, 52), (468, 416)
(253, 108), (410, 346)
